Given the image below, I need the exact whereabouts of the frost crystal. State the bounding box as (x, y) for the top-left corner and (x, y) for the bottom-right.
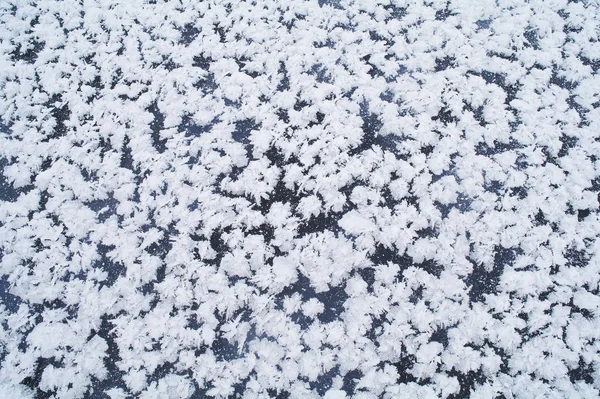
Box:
(1, 0), (599, 397)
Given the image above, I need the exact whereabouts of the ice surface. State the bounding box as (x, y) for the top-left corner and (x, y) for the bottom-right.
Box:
(0, 0), (600, 398)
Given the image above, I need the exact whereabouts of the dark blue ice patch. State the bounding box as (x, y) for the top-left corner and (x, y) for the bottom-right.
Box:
(369, 244), (444, 277)
(393, 349), (419, 385)
(276, 274), (348, 325)
(550, 71), (579, 91)
(564, 245), (591, 269)
(192, 71), (218, 95)
(233, 118), (260, 145)
(19, 356), (61, 397)
(120, 135), (135, 170)
(180, 115), (219, 138)
(318, 0), (342, 9)
(277, 61), (291, 91)
(523, 27), (540, 50)
(309, 365), (339, 396)
(86, 197), (118, 223)
(434, 56), (456, 72)
(465, 246), (516, 302)
(435, 5), (457, 21)
(360, 53), (387, 80)
(179, 23), (200, 45)
(476, 19), (491, 29)
(317, 284), (347, 323)
(347, 101), (398, 156)
(474, 138), (521, 157)
(308, 63), (333, 84)
(10, 35), (44, 64)
(93, 244), (126, 288)
(0, 119), (9, 134)
(341, 369), (363, 395)
(84, 316), (129, 397)
(296, 211), (344, 238)
(578, 54), (600, 74)
(379, 89), (395, 103)
(568, 356), (597, 386)
(40, 95), (70, 143)
(0, 158), (22, 202)
(212, 335), (244, 361)
(147, 102), (167, 154)
(0, 273), (21, 313)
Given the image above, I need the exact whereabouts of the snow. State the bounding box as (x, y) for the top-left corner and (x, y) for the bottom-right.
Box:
(0, 0), (599, 397)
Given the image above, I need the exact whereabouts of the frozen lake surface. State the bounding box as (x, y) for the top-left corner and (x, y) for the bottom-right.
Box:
(1, 0), (600, 398)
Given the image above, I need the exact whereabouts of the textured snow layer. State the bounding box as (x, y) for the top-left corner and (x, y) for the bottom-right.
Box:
(1, 0), (600, 398)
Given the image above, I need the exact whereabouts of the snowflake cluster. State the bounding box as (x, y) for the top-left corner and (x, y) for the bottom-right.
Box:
(0, 0), (599, 398)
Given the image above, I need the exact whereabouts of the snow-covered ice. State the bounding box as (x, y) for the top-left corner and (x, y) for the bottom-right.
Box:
(1, 0), (599, 397)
